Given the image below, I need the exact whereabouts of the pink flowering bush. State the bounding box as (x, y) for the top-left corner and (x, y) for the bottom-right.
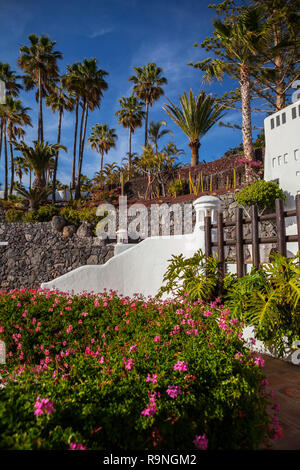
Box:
(0, 289), (277, 450)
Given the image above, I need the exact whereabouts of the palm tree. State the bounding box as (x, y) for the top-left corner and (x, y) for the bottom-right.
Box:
(13, 140), (66, 190)
(0, 97), (32, 199)
(18, 34), (62, 142)
(0, 63), (23, 177)
(88, 124), (117, 187)
(13, 156), (28, 185)
(129, 63), (167, 146)
(115, 96), (145, 178)
(15, 184), (51, 211)
(196, 7), (269, 180)
(65, 62), (83, 190)
(148, 120), (173, 153)
(103, 162), (120, 187)
(72, 59), (109, 199)
(46, 78), (75, 202)
(163, 90), (224, 167)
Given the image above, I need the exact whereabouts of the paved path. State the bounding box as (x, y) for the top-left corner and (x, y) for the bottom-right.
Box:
(263, 355), (300, 450)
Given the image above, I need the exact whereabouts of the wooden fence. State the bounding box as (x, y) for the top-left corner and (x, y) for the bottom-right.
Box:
(204, 195), (300, 281)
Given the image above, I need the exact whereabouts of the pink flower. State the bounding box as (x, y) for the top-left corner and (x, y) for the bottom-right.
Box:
(123, 357), (134, 370)
(146, 373), (158, 384)
(174, 360), (188, 372)
(141, 394), (157, 417)
(254, 356), (265, 367)
(69, 443), (87, 450)
(166, 385), (182, 399)
(193, 434), (208, 450)
(129, 344), (137, 353)
(153, 336), (161, 343)
(203, 310), (212, 317)
(66, 325), (73, 334)
(34, 395), (54, 416)
(235, 352), (243, 361)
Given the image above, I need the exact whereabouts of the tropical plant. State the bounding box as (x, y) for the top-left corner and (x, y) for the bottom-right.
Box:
(115, 96), (145, 178)
(190, 6), (269, 179)
(18, 34), (62, 142)
(148, 120), (173, 153)
(46, 78), (75, 202)
(13, 156), (29, 185)
(15, 184), (51, 211)
(13, 140), (67, 190)
(72, 59), (109, 199)
(158, 249), (220, 301)
(0, 97), (32, 199)
(163, 90), (224, 167)
(129, 63), (167, 146)
(88, 124), (117, 187)
(225, 253), (300, 356)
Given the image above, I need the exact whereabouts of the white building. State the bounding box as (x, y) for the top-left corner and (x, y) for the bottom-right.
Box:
(264, 100), (300, 209)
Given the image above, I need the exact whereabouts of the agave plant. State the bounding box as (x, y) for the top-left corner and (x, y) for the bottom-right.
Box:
(15, 183), (51, 211)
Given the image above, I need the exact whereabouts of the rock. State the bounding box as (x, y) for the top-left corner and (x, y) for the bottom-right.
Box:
(76, 221), (93, 238)
(62, 225), (76, 238)
(87, 254), (98, 265)
(51, 216), (66, 232)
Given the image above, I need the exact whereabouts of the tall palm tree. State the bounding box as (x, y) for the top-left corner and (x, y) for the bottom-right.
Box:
(18, 34), (62, 142)
(13, 155), (28, 184)
(129, 63), (167, 146)
(0, 97), (32, 199)
(46, 78), (75, 202)
(71, 59), (108, 199)
(0, 63), (23, 175)
(115, 95), (145, 178)
(197, 7), (269, 180)
(88, 124), (117, 187)
(13, 140), (66, 190)
(163, 89), (224, 167)
(148, 120), (173, 153)
(65, 62), (83, 190)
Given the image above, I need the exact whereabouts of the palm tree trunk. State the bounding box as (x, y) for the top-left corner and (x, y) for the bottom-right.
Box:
(52, 108), (63, 203)
(3, 121), (8, 200)
(29, 169), (32, 190)
(75, 102), (88, 199)
(38, 68), (43, 142)
(0, 119), (3, 162)
(8, 123), (14, 195)
(240, 62), (254, 183)
(144, 101), (149, 146)
(71, 98), (79, 190)
(189, 141), (200, 167)
(128, 127), (132, 180)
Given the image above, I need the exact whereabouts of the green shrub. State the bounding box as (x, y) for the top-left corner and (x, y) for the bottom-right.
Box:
(225, 253), (300, 356)
(60, 207), (99, 226)
(168, 178), (189, 197)
(4, 208), (24, 222)
(235, 180), (286, 211)
(0, 290), (277, 450)
(35, 205), (59, 222)
(158, 249), (220, 301)
(22, 211), (38, 223)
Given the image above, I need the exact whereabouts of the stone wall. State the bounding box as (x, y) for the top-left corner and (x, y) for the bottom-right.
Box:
(0, 222), (114, 290)
(0, 191), (277, 290)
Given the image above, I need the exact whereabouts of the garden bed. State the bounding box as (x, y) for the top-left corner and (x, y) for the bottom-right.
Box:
(0, 289), (280, 450)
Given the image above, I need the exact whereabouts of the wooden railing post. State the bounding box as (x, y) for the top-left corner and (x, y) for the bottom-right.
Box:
(236, 207), (244, 278)
(251, 203), (260, 268)
(275, 198), (287, 257)
(296, 194), (300, 261)
(217, 211), (225, 295)
(204, 215), (212, 258)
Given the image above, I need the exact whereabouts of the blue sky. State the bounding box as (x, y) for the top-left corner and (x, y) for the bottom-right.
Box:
(0, 0), (263, 188)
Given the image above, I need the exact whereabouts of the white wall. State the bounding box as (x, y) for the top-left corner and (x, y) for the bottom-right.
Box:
(264, 100), (300, 210)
